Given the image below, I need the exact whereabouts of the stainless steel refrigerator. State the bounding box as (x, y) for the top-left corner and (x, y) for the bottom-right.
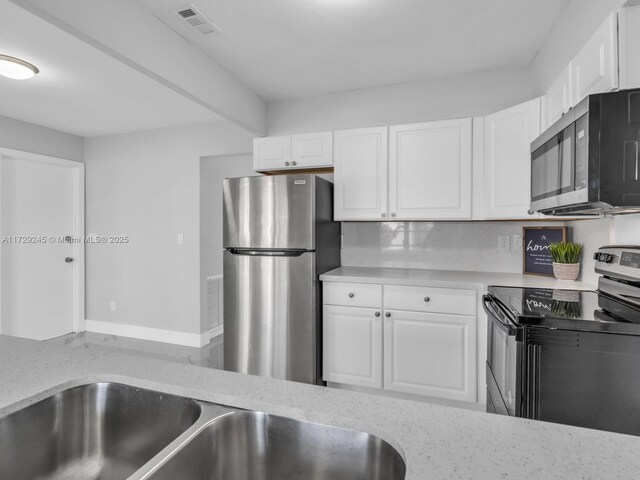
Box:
(223, 174), (340, 385)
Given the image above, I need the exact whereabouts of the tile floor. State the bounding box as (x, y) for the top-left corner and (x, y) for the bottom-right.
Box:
(46, 332), (223, 369)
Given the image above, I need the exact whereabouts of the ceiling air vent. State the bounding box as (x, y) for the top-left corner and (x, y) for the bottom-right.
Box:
(175, 4), (221, 35)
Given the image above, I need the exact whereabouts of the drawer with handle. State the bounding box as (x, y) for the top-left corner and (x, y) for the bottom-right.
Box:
(384, 284), (476, 315)
(323, 282), (382, 308)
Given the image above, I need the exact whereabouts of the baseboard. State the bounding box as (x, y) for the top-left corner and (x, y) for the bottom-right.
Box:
(84, 320), (209, 348)
(206, 324), (223, 341)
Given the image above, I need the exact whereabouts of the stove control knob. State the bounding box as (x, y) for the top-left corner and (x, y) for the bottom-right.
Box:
(604, 254), (614, 264)
(593, 252), (601, 261)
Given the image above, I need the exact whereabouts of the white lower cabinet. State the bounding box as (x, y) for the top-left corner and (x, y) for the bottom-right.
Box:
(383, 310), (477, 402)
(323, 305), (383, 388)
(323, 281), (478, 404)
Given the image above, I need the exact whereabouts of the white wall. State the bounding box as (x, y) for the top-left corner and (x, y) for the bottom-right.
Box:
(199, 154), (254, 331)
(529, 0), (627, 94)
(266, 68), (533, 135)
(84, 120), (252, 338)
(0, 114), (84, 162)
(613, 215), (640, 244)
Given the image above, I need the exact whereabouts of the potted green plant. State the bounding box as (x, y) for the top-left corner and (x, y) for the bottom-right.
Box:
(548, 242), (583, 281)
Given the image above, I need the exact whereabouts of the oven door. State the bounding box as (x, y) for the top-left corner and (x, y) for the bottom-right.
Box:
(525, 327), (640, 435)
(483, 294), (520, 417)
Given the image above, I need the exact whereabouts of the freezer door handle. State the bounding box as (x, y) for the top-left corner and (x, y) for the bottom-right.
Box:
(226, 248), (308, 257)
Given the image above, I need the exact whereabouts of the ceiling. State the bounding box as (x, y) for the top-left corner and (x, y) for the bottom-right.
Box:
(139, 0), (571, 102)
(0, 0), (221, 137)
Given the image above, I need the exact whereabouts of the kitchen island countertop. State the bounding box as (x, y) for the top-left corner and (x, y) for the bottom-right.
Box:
(1, 335), (638, 479)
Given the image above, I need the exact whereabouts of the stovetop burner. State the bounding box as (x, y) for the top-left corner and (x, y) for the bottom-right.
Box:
(488, 285), (640, 335)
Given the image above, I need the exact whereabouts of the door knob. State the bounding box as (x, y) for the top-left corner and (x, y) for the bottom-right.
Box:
(381, 213), (386, 218)
(375, 312), (381, 317)
(391, 213), (396, 218)
(424, 297), (431, 303)
(285, 161), (290, 166)
(65, 257), (74, 263)
(348, 292), (355, 298)
(292, 161), (297, 166)
(385, 312), (391, 318)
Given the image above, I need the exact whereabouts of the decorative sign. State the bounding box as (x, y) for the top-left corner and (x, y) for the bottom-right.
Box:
(523, 226), (567, 276)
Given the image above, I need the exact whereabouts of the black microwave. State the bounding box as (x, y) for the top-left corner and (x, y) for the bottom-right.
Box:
(530, 89), (640, 215)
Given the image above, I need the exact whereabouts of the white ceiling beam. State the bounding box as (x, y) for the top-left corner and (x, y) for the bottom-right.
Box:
(9, 0), (266, 135)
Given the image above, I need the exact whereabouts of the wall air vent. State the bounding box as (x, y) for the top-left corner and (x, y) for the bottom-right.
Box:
(175, 4), (221, 35)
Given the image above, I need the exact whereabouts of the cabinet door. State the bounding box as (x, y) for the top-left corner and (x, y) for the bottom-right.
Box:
(384, 310), (477, 402)
(291, 132), (333, 168)
(323, 305), (383, 388)
(389, 119), (472, 220)
(253, 136), (292, 171)
(543, 65), (572, 131)
(572, 12), (619, 105)
(334, 127), (388, 221)
(483, 98), (541, 219)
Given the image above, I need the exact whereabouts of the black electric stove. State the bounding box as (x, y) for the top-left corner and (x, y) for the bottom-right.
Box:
(484, 245), (640, 435)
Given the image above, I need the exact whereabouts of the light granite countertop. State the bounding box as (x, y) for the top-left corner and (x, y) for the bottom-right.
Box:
(1, 335), (639, 479)
(320, 266), (596, 291)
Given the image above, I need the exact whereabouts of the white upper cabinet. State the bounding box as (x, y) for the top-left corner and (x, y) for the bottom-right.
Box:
(253, 136), (291, 171)
(483, 98), (541, 219)
(542, 65), (573, 131)
(254, 132), (332, 171)
(334, 127), (388, 221)
(291, 132), (333, 169)
(389, 119), (472, 220)
(619, 5), (640, 89)
(572, 12), (619, 105)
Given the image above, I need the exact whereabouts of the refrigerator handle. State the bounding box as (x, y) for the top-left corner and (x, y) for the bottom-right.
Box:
(227, 248), (308, 257)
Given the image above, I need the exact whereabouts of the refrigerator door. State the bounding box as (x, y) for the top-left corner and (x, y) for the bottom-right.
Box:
(223, 249), (317, 383)
(223, 175), (315, 250)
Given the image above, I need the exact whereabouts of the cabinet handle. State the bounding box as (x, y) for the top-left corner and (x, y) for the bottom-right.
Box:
(391, 213), (396, 218)
(348, 292), (355, 298)
(385, 312), (391, 318)
(375, 312), (381, 317)
(424, 296), (431, 303)
(285, 161), (290, 166)
(292, 161), (297, 166)
(381, 213), (386, 218)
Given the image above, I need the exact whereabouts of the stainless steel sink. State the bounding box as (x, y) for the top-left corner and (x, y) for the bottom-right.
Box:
(0, 383), (201, 480)
(144, 411), (406, 480)
(0, 382), (406, 480)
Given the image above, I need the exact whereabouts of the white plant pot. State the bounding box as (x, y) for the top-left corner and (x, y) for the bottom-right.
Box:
(553, 263), (580, 281)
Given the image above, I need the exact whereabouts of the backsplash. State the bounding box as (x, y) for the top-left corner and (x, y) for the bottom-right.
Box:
(341, 219), (612, 285)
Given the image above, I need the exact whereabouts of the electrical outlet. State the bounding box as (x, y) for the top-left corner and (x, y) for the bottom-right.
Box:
(110, 301), (116, 312)
(177, 233), (184, 245)
(512, 234), (522, 250)
(498, 235), (511, 251)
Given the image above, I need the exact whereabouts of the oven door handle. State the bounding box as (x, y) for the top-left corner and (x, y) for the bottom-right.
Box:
(483, 294), (517, 336)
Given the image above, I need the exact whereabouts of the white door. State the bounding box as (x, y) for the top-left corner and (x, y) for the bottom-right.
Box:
(543, 65), (573, 131)
(253, 136), (292, 171)
(291, 132), (333, 169)
(334, 127), (388, 221)
(389, 119), (472, 220)
(484, 98), (541, 219)
(572, 12), (619, 104)
(323, 305), (383, 388)
(383, 310), (477, 402)
(1, 154), (81, 340)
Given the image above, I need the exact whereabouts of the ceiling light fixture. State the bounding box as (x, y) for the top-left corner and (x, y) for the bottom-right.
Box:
(0, 55), (39, 80)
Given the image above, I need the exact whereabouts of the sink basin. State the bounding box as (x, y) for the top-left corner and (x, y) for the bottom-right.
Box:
(0, 383), (201, 480)
(146, 411), (406, 480)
